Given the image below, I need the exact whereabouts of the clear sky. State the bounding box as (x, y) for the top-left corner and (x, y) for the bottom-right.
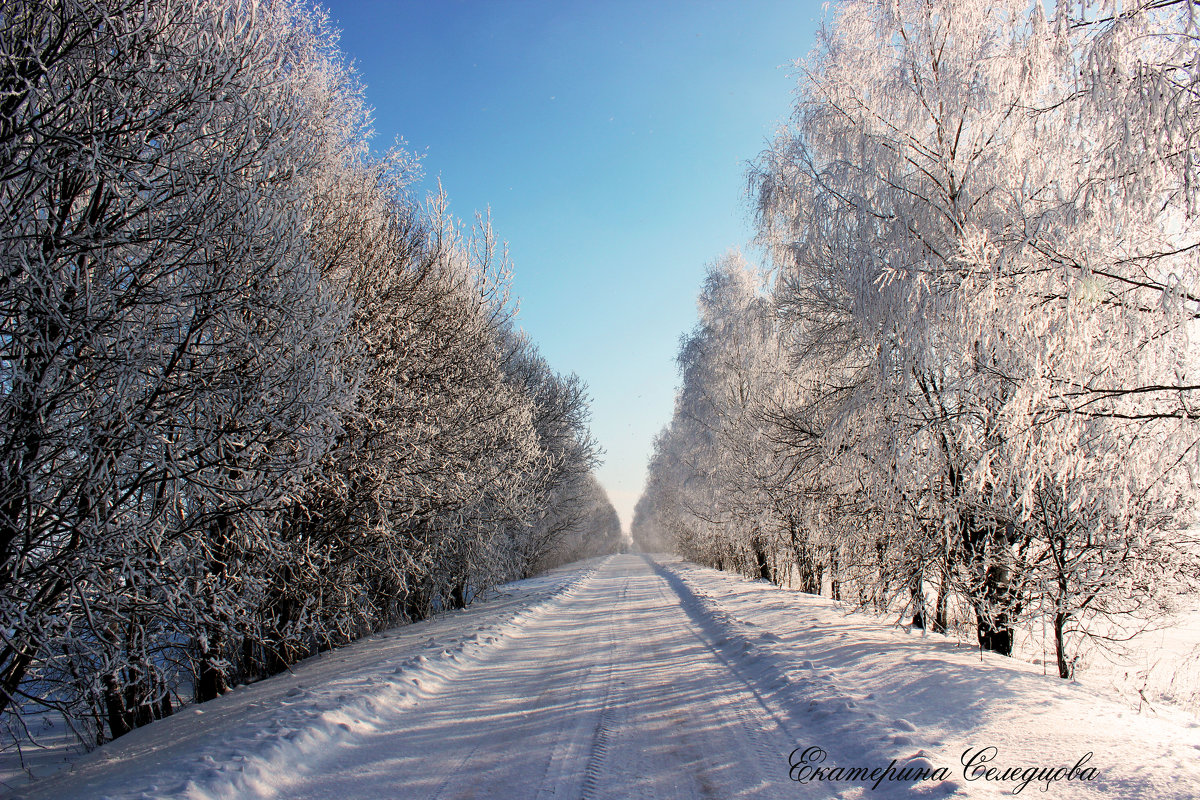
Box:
(321, 0), (824, 530)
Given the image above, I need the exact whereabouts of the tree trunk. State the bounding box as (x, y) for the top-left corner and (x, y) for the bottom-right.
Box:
(964, 519), (1016, 656)
(404, 579), (432, 623)
(975, 562), (1015, 656)
(1054, 611), (1073, 679)
(195, 636), (228, 703)
(450, 581), (468, 610)
(103, 673), (133, 740)
(196, 512), (233, 703)
(910, 570), (926, 630)
(978, 619), (1013, 655)
(753, 541), (771, 582)
(933, 574), (948, 634)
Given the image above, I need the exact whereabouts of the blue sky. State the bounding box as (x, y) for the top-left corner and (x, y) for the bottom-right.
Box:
(322, 0), (824, 529)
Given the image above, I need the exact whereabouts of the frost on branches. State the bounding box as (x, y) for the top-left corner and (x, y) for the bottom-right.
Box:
(0, 0), (612, 752)
(637, 0), (1200, 681)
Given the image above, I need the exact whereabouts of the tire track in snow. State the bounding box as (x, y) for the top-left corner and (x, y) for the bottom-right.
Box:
(578, 579), (622, 800)
(636, 556), (817, 799)
(651, 556), (962, 799)
(527, 612), (608, 800)
(419, 560), (615, 800)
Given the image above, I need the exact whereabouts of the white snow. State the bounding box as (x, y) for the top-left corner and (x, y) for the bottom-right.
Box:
(5, 554), (1198, 799)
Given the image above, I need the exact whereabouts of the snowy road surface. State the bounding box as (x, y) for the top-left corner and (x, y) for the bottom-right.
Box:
(9, 554), (1200, 799)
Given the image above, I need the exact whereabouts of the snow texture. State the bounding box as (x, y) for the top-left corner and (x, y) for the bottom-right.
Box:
(7, 555), (1198, 799)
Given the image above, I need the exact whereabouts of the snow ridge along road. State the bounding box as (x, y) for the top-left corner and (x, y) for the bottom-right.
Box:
(11, 554), (1200, 800)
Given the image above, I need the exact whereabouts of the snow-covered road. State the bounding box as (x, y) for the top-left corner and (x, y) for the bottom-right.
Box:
(10, 554), (1200, 799)
(281, 553), (799, 800)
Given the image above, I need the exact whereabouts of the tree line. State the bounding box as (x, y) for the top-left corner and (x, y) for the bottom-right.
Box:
(635, 0), (1200, 680)
(0, 0), (616, 748)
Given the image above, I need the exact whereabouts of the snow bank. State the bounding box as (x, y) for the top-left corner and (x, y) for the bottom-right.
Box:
(656, 557), (1200, 799)
(1, 560), (602, 800)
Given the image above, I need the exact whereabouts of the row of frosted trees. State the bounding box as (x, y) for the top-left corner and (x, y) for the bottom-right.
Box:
(0, 0), (614, 748)
(635, 0), (1200, 679)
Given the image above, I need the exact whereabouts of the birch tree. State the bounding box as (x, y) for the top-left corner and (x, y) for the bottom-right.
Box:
(749, 0), (1200, 667)
(639, 0), (1200, 678)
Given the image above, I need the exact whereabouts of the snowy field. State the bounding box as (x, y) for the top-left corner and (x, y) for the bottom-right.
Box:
(4, 554), (1199, 800)
(1013, 596), (1200, 719)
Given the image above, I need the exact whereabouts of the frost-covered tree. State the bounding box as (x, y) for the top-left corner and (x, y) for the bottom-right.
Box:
(533, 474), (623, 572)
(0, 0), (354, 734)
(748, 0), (1200, 669)
(0, 0), (602, 748)
(641, 0), (1200, 681)
(638, 254), (797, 579)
